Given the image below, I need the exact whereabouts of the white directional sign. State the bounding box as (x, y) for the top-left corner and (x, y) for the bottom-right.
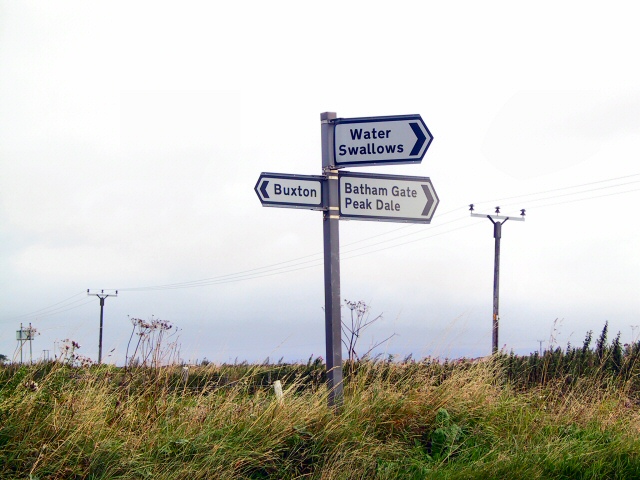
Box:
(333, 114), (433, 167)
(255, 172), (324, 210)
(339, 171), (439, 223)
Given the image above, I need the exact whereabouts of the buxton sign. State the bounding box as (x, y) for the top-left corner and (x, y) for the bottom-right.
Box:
(333, 114), (432, 167)
(339, 171), (439, 223)
(254, 173), (324, 210)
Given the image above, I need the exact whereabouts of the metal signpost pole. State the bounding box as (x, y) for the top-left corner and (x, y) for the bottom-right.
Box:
(321, 111), (343, 409)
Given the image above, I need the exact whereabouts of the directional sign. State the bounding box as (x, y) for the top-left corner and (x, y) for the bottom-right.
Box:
(255, 172), (324, 210)
(339, 171), (439, 223)
(333, 114), (433, 167)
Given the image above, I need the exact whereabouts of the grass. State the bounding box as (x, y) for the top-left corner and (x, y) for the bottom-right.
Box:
(2, 350), (640, 479)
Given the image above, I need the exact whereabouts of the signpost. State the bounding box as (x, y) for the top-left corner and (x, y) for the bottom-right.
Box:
(333, 114), (432, 167)
(255, 112), (436, 409)
(339, 172), (438, 223)
(255, 173), (324, 210)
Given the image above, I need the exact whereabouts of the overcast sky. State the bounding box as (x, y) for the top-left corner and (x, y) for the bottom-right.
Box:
(1, 1), (639, 365)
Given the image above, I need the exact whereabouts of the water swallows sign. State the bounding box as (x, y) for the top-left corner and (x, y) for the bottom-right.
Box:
(333, 114), (433, 167)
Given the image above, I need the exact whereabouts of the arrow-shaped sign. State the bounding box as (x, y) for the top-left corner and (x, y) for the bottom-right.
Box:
(255, 173), (325, 210)
(338, 171), (438, 223)
(333, 114), (433, 167)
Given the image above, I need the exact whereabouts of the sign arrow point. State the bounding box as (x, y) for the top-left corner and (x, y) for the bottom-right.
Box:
(421, 184), (436, 217)
(260, 180), (270, 199)
(409, 122), (426, 156)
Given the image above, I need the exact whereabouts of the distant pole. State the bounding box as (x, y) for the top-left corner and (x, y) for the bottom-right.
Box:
(470, 205), (525, 354)
(321, 111), (343, 409)
(19, 323), (24, 364)
(537, 339), (545, 355)
(87, 289), (118, 363)
(29, 322), (33, 364)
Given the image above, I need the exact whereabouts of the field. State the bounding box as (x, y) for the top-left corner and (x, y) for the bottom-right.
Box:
(2, 325), (640, 479)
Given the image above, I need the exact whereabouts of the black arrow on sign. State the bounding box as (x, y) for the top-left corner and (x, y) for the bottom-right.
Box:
(260, 180), (270, 199)
(409, 122), (427, 156)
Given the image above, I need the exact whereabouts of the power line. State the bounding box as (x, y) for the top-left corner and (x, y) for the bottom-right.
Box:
(119, 207), (470, 292)
(117, 175), (637, 291)
(341, 222), (481, 262)
(29, 299), (95, 319)
(4, 291), (86, 321)
(0, 298), (95, 326)
(474, 172), (639, 205)
(119, 215), (473, 291)
(497, 179), (640, 210)
(518, 186), (640, 210)
(35, 177), (639, 296)
(6, 172), (639, 316)
(341, 205), (467, 247)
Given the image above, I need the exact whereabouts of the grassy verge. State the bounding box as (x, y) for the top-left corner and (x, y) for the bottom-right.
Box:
(1, 356), (639, 479)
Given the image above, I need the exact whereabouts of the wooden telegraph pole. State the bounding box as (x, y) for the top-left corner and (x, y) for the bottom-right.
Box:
(87, 289), (118, 363)
(470, 205), (525, 354)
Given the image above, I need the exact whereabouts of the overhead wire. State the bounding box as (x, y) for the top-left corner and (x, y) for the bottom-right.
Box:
(1, 299), (95, 326)
(474, 172), (639, 205)
(341, 222), (482, 262)
(32, 299), (95, 320)
(497, 179), (640, 210)
(123, 172), (638, 291)
(120, 206), (469, 292)
(118, 216), (480, 289)
(521, 186), (640, 210)
(96, 175), (640, 291)
(341, 205), (467, 248)
(6, 173), (639, 314)
(6, 291), (86, 321)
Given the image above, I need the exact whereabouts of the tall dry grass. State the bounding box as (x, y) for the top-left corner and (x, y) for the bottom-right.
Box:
(1, 352), (640, 479)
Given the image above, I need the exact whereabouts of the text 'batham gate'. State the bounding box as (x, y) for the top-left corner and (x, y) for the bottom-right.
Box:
(255, 113), (438, 408)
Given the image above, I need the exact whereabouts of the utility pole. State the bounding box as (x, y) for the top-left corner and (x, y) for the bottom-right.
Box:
(16, 323), (35, 364)
(470, 205), (525, 354)
(16, 323), (26, 364)
(87, 289), (118, 363)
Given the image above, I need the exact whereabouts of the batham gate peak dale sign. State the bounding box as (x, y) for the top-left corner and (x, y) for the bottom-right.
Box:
(339, 171), (438, 224)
